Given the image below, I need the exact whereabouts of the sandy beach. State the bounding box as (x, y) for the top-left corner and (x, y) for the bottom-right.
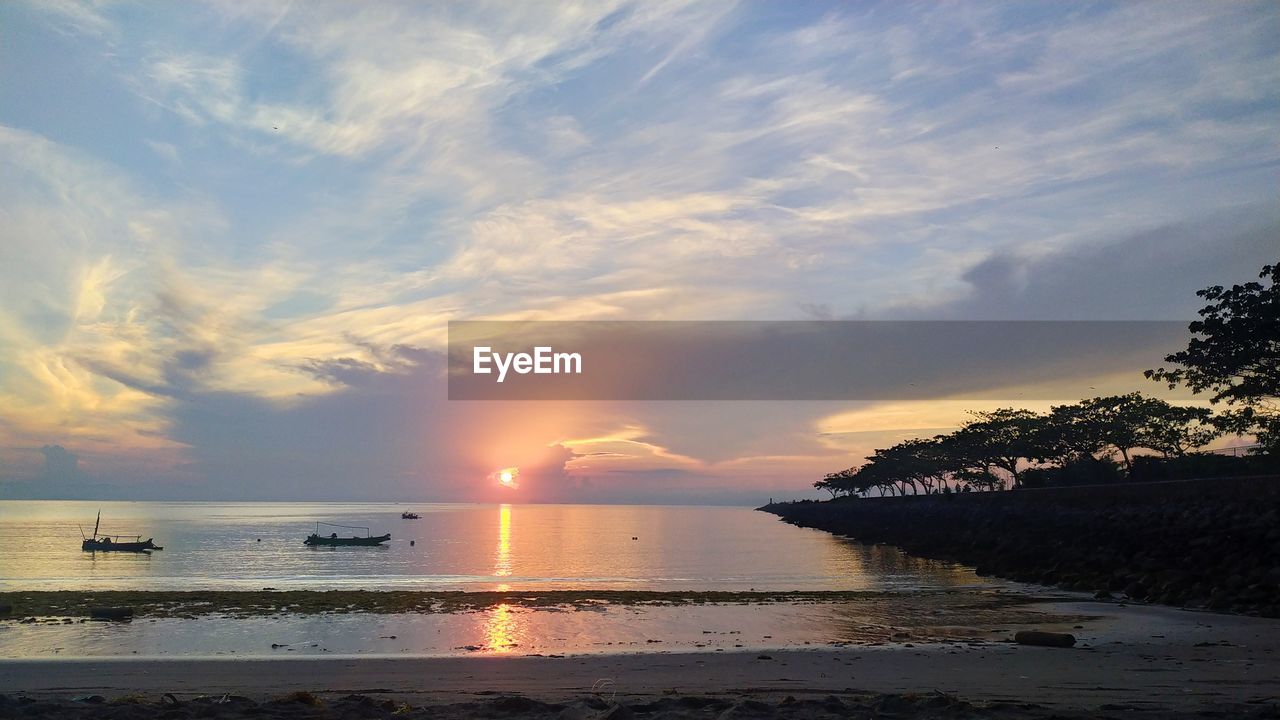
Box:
(3, 601), (1278, 718)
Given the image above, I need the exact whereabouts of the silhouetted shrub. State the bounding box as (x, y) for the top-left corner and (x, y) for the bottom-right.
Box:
(1020, 456), (1124, 487)
(1129, 452), (1278, 482)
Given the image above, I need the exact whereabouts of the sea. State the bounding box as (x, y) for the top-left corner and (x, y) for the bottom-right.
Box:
(0, 501), (1053, 658)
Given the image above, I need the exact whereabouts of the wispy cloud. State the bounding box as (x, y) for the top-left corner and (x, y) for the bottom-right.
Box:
(1, 1), (1276, 498)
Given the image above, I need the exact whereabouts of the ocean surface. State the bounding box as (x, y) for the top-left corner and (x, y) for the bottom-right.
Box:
(0, 501), (1049, 659)
(0, 501), (986, 592)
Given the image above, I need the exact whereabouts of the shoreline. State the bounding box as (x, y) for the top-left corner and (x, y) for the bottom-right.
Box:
(3, 608), (1278, 716)
(2, 600), (1277, 714)
(0, 587), (1046, 619)
(0, 587), (1091, 660)
(761, 476), (1280, 618)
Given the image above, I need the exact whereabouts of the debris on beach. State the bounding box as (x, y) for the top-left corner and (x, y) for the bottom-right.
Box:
(88, 607), (134, 621)
(1013, 630), (1076, 648)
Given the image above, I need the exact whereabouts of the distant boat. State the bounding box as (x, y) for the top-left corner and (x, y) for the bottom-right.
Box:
(304, 522), (391, 547)
(82, 537), (162, 552)
(400, 511), (421, 519)
(80, 510), (163, 552)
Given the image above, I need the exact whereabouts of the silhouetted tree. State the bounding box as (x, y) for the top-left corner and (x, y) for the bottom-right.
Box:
(1031, 402), (1109, 466)
(1147, 262), (1279, 451)
(1074, 393), (1166, 471)
(815, 468), (857, 498)
(934, 431), (1006, 491)
(845, 458), (895, 496)
(952, 408), (1043, 488)
(1136, 401), (1220, 457)
(879, 438), (948, 494)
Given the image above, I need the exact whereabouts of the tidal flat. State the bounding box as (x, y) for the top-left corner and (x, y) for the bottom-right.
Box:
(0, 588), (1066, 620)
(5, 603), (1280, 716)
(0, 588), (1097, 659)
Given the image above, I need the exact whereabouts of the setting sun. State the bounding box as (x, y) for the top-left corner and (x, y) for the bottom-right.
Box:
(495, 467), (519, 489)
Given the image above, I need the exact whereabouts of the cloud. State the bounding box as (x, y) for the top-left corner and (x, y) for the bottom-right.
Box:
(19, 0), (115, 39)
(890, 206), (1280, 320)
(0, 126), (178, 454)
(635, 1), (738, 87)
(40, 444), (81, 482)
(159, 351), (617, 502)
(0, 2), (1276, 501)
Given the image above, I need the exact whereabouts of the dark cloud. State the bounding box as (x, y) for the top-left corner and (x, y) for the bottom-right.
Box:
(40, 444), (80, 482)
(904, 205), (1279, 321)
(296, 344), (427, 386)
(296, 357), (386, 386)
(165, 350), (451, 501)
(71, 356), (187, 399)
(1, 444), (132, 499)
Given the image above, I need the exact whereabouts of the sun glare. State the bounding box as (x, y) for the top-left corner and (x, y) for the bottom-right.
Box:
(494, 467), (519, 489)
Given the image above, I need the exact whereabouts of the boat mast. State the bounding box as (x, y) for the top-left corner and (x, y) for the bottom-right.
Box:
(93, 509), (101, 539)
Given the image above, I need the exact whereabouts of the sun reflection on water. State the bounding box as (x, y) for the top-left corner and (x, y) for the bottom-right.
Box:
(484, 504), (521, 652)
(483, 602), (521, 653)
(494, 504), (511, 578)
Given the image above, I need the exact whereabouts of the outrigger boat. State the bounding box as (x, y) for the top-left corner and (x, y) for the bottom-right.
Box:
(80, 510), (163, 552)
(304, 522), (391, 547)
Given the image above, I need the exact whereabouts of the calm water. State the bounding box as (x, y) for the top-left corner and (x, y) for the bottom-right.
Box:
(0, 501), (984, 592)
(0, 501), (1043, 659)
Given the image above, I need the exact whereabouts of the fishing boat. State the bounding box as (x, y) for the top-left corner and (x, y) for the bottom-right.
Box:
(80, 511), (163, 552)
(400, 511), (421, 519)
(304, 522), (391, 547)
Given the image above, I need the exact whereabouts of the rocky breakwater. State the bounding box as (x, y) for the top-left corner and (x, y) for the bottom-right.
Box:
(761, 476), (1280, 617)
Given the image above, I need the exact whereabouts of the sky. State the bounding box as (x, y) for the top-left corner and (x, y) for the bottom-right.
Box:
(0, 1), (1277, 503)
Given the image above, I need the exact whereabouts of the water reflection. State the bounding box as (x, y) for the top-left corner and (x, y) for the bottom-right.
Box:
(1, 501), (1035, 659)
(0, 593), (1068, 659)
(0, 500), (994, 592)
(821, 587), (1073, 644)
(484, 505), (521, 652)
(494, 504), (512, 579)
(841, 543), (980, 588)
(483, 603), (522, 653)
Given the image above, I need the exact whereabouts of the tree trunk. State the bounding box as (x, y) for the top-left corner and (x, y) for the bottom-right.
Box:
(1004, 462), (1019, 489)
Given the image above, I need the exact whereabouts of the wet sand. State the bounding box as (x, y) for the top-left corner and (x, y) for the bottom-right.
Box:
(4, 692), (1271, 720)
(0, 588), (1090, 659)
(2, 601), (1277, 717)
(0, 588), (1029, 619)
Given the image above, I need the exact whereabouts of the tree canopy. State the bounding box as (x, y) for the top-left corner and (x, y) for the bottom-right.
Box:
(815, 393), (1222, 498)
(816, 261), (1272, 499)
(1147, 262), (1279, 450)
